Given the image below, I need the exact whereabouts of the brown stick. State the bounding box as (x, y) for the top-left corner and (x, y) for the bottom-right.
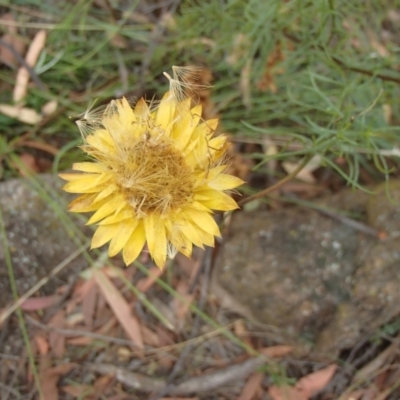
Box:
(85, 356), (267, 395)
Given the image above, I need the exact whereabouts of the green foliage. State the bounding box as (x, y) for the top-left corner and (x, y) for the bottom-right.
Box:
(1, 0), (400, 184)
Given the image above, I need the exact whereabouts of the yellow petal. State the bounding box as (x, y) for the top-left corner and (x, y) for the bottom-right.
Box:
(144, 214), (167, 269)
(72, 162), (107, 173)
(165, 220), (191, 258)
(85, 129), (115, 155)
(133, 98), (150, 119)
(186, 201), (211, 212)
(68, 193), (97, 212)
(93, 183), (118, 203)
(108, 219), (138, 257)
(156, 91), (177, 130)
(59, 173), (88, 181)
(91, 223), (119, 248)
(116, 97), (136, 125)
(194, 166), (226, 187)
(123, 221), (146, 265)
(196, 227), (215, 247)
(204, 118), (219, 136)
(169, 232), (192, 258)
(87, 195), (124, 225)
(68, 194), (111, 213)
(208, 174), (245, 190)
(200, 191), (239, 211)
(185, 209), (220, 237)
(98, 206), (134, 225)
(179, 221), (204, 249)
(208, 135), (228, 161)
(62, 173), (110, 193)
(172, 104), (201, 150)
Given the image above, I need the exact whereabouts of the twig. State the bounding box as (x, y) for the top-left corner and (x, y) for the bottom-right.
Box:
(282, 195), (384, 239)
(352, 333), (400, 384)
(86, 356), (267, 395)
(0, 381), (21, 399)
(238, 154), (313, 207)
(315, 207), (383, 238)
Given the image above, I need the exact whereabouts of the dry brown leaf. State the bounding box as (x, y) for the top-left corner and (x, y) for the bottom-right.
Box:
(41, 99), (58, 115)
(282, 155), (322, 184)
(295, 364), (337, 398)
(233, 319), (253, 349)
(66, 336), (93, 346)
(0, 104), (41, 124)
(340, 390), (365, 400)
(238, 372), (263, 400)
(259, 345), (293, 359)
(269, 385), (306, 400)
(93, 374), (114, 397)
(17, 153), (39, 176)
(269, 364), (337, 400)
(81, 279), (98, 328)
(48, 310), (66, 358)
(13, 29), (46, 102)
(21, 295), (60, 311)
(93, 268), (144, 350)
(61, 384), (94, 398)
(136, 266), (164, 292)
(34, 335), (49, 355)
(39, 363), (75, 400)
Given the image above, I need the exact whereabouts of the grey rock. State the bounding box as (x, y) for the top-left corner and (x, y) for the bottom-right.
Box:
(213, 183), (400, 357)
(0, 174), (89, 307)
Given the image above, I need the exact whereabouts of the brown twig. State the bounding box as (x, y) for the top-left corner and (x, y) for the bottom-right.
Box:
(238, 154), (313, 207)
(315, 207), (383, 238)
(86, 356), (267, 395)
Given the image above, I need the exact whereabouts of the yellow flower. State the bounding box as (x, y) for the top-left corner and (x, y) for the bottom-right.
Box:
(60, 81), (244, 269)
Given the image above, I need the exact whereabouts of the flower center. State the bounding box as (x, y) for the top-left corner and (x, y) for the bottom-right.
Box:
(114, 134), (194, 217)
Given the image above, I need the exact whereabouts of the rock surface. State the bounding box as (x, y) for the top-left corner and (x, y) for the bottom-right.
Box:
(213, 182), (400, 357)
(0, 174), (89, 307)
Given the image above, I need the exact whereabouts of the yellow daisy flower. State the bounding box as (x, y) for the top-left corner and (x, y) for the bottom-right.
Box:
(60, 75), (244, 269)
